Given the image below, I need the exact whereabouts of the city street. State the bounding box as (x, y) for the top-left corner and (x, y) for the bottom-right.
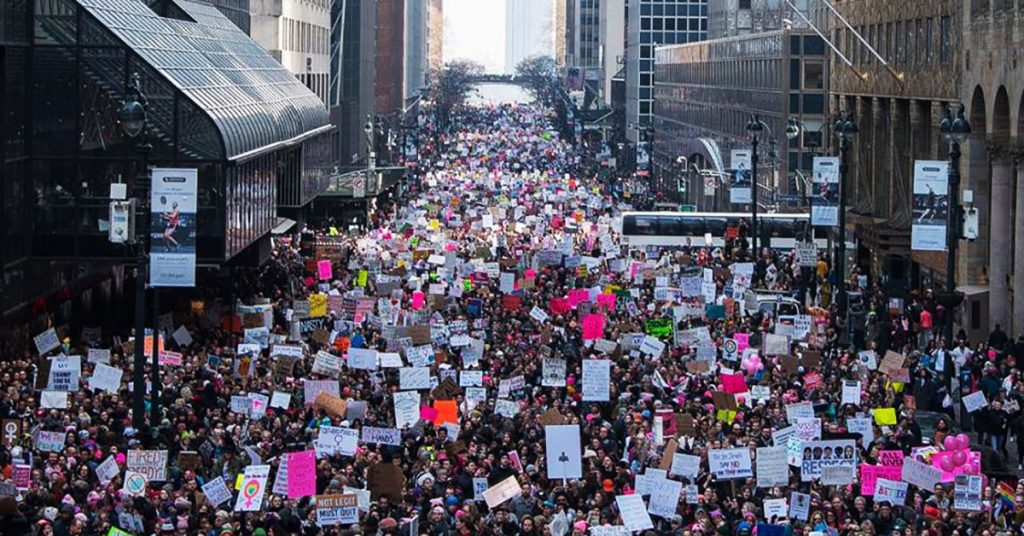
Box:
(5, 1), (1024, 535)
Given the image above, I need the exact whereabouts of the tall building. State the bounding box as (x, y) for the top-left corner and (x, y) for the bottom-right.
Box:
(506, 0), (556, 74)
(427, 0), (444, 69)
(960, 1), (1024, 336)
(825, 1), (965, 331)
(625, 0), (708, 141)
(1, 0), (333, 350)
(599, 0), (626, 103)
(376, 0), (406, 115)
(330, 0), (377, 165)
(574, 0), (601, 88)
(406, 0), (429, 98)
(565, 0), (577, 67)
(708, 0), (810, 39)
(554, 0), (568, 66)
(196, 0), (251, 33)
(652, 29), (828, 212)
(250, 0), (332, 104)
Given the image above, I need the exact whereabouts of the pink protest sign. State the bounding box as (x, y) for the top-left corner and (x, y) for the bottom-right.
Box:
(734, 333), (750, 353)
(549, 297), (571, 315)
(286, 450), (317, 499)
(720, 373), (747, 394)
(581, 314), (605, 340)
(596, 293), (616, 311)
(524, 269), (536, 281)
(317, 260), (333, 281)
(860, 464), (903, 495)
(568, 289), (589, 308)
(420, 406), (439, 422)
(411, 291), (425, 310)
(932, 450), (981, 482)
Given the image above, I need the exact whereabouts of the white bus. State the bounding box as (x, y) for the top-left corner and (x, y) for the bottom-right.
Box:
(616, 211), (828, 249)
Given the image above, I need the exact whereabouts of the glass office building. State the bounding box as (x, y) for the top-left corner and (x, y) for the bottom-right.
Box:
(652, 29), (827, 210)
(1, 0), (334, 332)
(626, 0), (708, 140)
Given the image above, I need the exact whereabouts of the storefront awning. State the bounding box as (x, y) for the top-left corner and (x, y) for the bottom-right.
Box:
(77, 0), (331, 161)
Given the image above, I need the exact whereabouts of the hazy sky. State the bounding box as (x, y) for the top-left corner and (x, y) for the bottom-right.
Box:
(444, 0), (507, 73)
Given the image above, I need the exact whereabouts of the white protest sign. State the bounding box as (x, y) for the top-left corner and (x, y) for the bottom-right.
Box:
(875, 478), (909, 506)
(460, 370), (483, 387)
(47, 355), (81, 391)
(270, 391), (292, 409)
(756, 446), (789, 488)
(615, 494), (654, 531)
(35, 430), (66, 452)
(40, 390), (68, 409)
(842, 380), (861, 406)
(34, 328), (60, 355)
(312, 351), (342, 376)
(399, 367), (431, 390)
(789, 492), (811, 521)
(171, 326), (193, 347)
(127, 449), (169, 481)
(89, 363), (123, 394)
(708, 448), (753, 479)
(962, 391), (987, 413)
(582, 359), (611, 401)
(360, 426), (401, 446)
(87, 348), (111, 364)
(203, 476), (233, 507)
(529, 306), (549, 323)
(393, 391), (421, 429)
(233, 465), (270, 512)
(670, 453), (701, 480)
(646, 477), (682, 519)
(347, 348), (378, 370)
(764, 498), (788, 522)
(542, 358), (567, 387)
(482, 476), (522, 509)
(639, 336), (666, 357)
(901, 457), (943, 490)
(318, 426), (358, 456)
(96, 456), (121, 485)
(544, 425), (582, 479)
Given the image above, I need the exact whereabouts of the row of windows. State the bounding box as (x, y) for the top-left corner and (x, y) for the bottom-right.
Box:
(656, 58), (784, 91)
(281, 16), (329, 55)
(640, 29), (707, 45)
(298, 71), (329, 106)
(639, 1), (707, 18)
(641, 15), (704, 32)
(834, 15), (952, 69)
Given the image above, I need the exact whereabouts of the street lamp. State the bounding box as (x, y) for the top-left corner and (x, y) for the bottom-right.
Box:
(120, 73), (155, 434)
(833, 111), (858, 319)
(364, 115), (376, 170)
(938, 104), (971, 348)
(745, 115), (767, 253)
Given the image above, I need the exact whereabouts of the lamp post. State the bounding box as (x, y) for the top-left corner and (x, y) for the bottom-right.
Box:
(745, 115), (766, 253)
(938, 105), (971, 348)
(120, 73), (154, 433)
(834, 112), (859, 320)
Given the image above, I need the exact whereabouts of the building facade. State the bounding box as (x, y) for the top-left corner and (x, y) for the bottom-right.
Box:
(825, 1), (963, 321)
(652, 29), (827, 212)
(405, 0), (428, 98)
(427, 0), (443, 69)
(599, 0), (626, 103)
(708, 0), (810, 39)
(250, 0), (331, 104)
(506, 0), (556, 74)
(2, 0), (333, 350)
(375, 0), (405, 116)
(960, 0), (1024, 336)
(197, 0), (251, 33)
(574, 0), (602, 87)
(330, 0), (376, 165)
(626, 0), (708, 141)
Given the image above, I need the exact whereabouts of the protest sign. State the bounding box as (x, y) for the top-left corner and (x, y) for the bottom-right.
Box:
(316, 494), (359, 526)
(789, 492), (811, 521)
(953, 474), (983, 511)
(670, 453), (701, 480)
(482, 476), (522, 508)
(615, 494), (654, 531)
(962, 391), (987, 413)
(203, 476), (233, 507)
(34, 328), (60, 355)
(544, 425), (582, 479)
(708, 448), (753, 479)
(233, 465), (270, 512)
(541, 358), (566, 387)
(756, 446), (789, 487)
(581, 359), (611, 401)
(875, 478), (909, 505)
(399, 367), (431, 390)
(360, 426), (401, 446)
(902, 457), (943, 490)
(799, 440), (856, 481)
(317, 426), (358, 457)
(96, 455), (121, 485)
(127, 449), (168, 481)
(347, 348), (377, 370)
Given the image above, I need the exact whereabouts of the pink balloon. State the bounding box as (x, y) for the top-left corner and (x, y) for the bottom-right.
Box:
(956, 433), (971, 451)
(939, 457), (955, 472)
(943, 436), (958, 451)
(952, 450), (967, 467)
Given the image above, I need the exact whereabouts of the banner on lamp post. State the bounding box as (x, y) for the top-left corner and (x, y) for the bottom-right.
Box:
(150, 168), (197, 287)
(811, 157), (840, 227)
(911, 160), (950, 251)
(730, 150), (752, 204)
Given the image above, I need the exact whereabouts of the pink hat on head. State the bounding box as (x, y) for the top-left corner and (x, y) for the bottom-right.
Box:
(574, 521), (588, 532)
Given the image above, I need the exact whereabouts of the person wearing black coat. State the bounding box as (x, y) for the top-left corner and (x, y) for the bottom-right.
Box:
(976, 400), (1009, 455)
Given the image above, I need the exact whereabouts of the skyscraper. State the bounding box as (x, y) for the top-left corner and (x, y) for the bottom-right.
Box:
(505, 0), (556, 74)
(406, 0), (429, 98)
(626, 0), (707, 140)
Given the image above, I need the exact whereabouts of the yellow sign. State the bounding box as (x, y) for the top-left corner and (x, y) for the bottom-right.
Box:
(357, 270), (368, 287)
(309, 293), (327, 318)
(873, 407), (897, 426)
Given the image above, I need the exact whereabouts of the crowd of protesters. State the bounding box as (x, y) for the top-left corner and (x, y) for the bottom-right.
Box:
(4, 98), (1024, 536)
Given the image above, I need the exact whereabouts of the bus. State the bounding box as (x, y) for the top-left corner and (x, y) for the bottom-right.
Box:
(616, 211), (828, 249)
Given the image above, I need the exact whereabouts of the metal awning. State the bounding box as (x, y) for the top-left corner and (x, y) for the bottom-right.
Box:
(271, 217), (297, 235)
(77, 0), (331, 161)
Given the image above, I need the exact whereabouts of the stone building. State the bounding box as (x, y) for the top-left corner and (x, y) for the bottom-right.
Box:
(961, 0), (1024, 336)
(826, 1), (963, 321)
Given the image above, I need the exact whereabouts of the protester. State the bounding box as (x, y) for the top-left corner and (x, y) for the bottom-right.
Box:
(4, 98), (1024, 536)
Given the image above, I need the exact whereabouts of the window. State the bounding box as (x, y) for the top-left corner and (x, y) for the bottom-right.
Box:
(939, 16), (951, 64)
(739, 0), (751, 8)
(886, 22), (892, 61)
(803, 60), (824, 90)
(925, 18), (933, 66)
(895, 20), (903, 64)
